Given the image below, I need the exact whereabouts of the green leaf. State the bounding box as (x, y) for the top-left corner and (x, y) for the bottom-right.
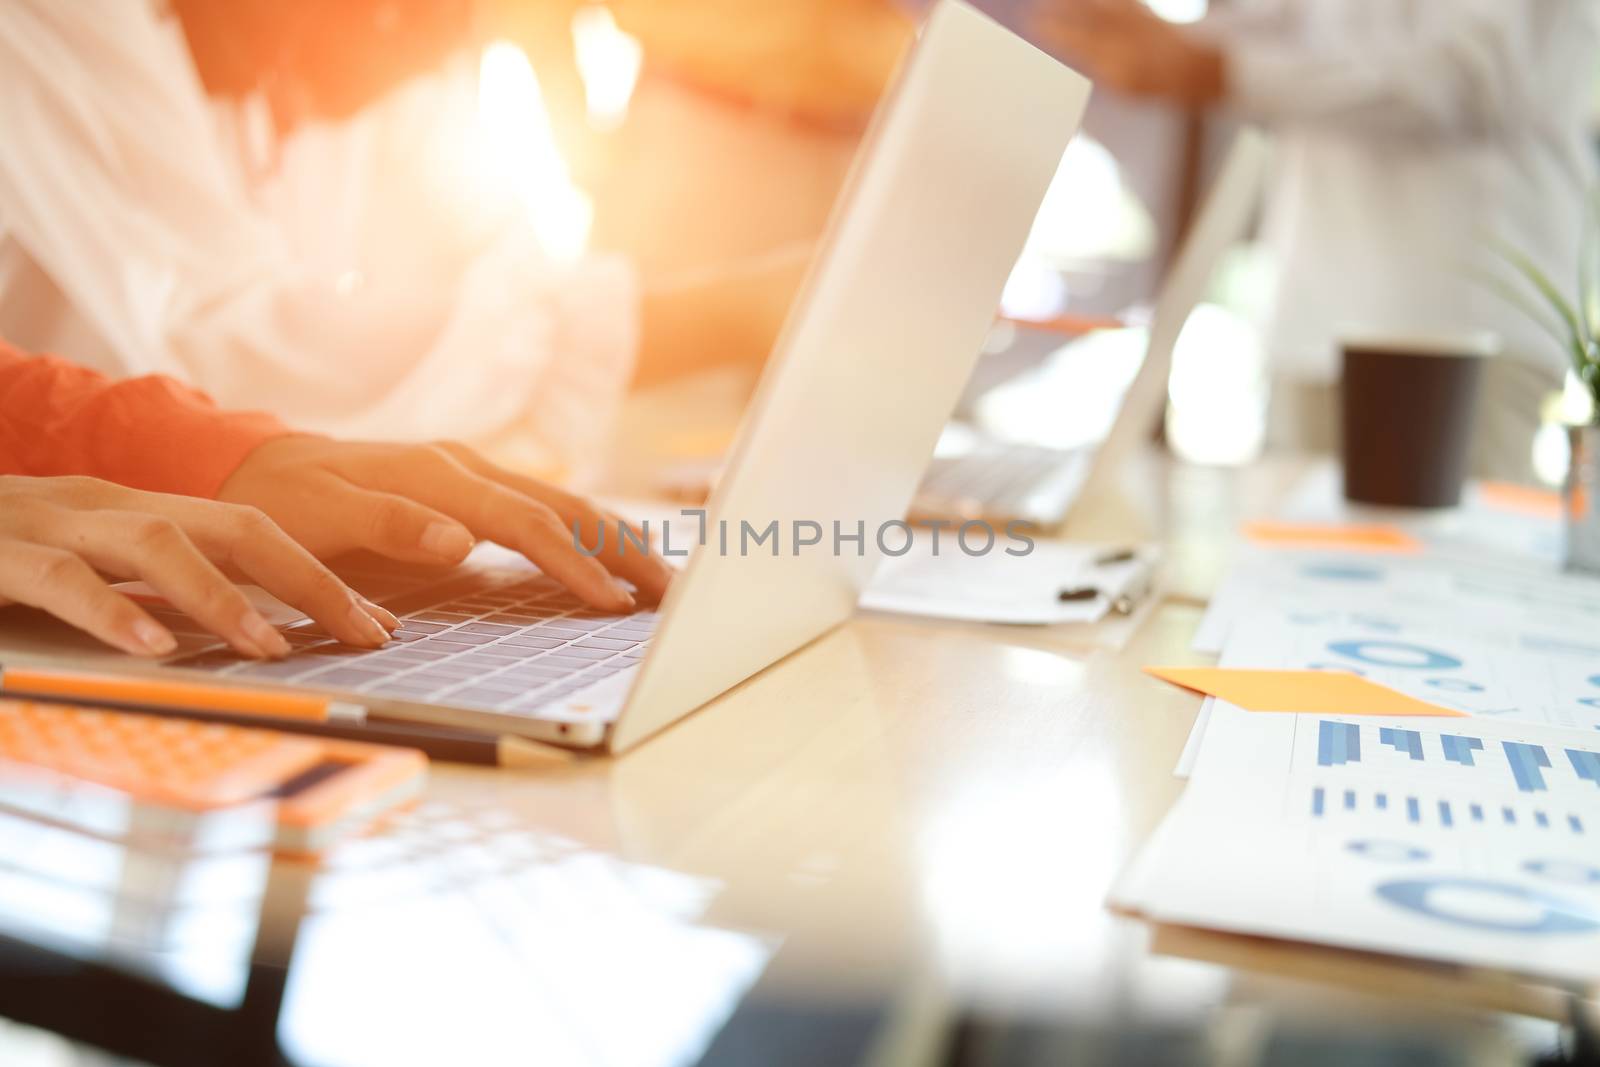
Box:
(1584, 188), (1600, 345)
(1470, 265), (1574, 355)
(1493, 237), (1586, 349)
(1476, 263), (1587, 383)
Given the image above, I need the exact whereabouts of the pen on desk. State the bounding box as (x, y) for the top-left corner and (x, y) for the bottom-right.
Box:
(1110, 555), (1158, 615)
(1092, 545), (1158, 614)
(3, 686), (570, 769)
(1056, 548), (1158, 616)
(0, 664), (365, 724)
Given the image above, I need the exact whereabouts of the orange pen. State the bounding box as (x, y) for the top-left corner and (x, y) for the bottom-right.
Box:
(0, 665), (366, 724)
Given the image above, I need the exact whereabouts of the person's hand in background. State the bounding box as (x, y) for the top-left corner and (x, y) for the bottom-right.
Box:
(219, 438), (674, 612)
(1032, 0), (1226, 106)
(0, 476), (396, 658)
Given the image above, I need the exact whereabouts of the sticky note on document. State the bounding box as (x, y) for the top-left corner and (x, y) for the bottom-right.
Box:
(1144, 666), (1467, 718)
(1240, 522), (1423, 554)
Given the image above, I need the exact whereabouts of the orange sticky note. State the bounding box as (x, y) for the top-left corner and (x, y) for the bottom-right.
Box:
(1240, 521), (1424, 554)
(1144, 666), (1468, 718)
(1476, 481), (1562, 520)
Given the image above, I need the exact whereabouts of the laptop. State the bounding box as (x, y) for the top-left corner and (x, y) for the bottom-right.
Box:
(656, 128), (1270, 529)
(916, 127), (1271, 526)
(0, 1), (1091, 754)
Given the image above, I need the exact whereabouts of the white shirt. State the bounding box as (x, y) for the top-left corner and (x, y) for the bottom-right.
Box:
(0, 0), (635, 473)
(1211, 0), (1600, 382)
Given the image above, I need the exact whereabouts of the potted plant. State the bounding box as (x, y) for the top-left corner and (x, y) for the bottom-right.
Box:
(1485, 217), (1600, 573)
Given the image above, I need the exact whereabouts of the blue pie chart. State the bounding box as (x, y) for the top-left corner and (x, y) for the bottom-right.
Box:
(1327, 640), (1463, 671)
(1375, 878), (1600, 934)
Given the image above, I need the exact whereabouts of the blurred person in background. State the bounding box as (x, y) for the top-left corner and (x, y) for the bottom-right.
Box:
(594, 0), (913, 385)
(0, 1), (822, 483)
(597, 0), (909, 271)
(1033, 0), (1600, 483)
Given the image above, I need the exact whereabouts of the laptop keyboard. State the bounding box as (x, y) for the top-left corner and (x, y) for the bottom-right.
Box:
(167, 574), (655, 717)
(918, 443), (1091, 523)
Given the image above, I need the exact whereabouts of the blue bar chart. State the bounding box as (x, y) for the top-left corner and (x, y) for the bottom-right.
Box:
(1148, 597), (1600, 981)
(1571, 749), (1600, 790)
(1297, 720), (1600, 840)
(1305, 783), (1587, 836)
(1304, 722), (1600, 797)
(1380, 727), (1424, 760)
(1441, 734), (1484, 767)
(1317, 720), (1360, 766)
(1503, 741), (1552, 792)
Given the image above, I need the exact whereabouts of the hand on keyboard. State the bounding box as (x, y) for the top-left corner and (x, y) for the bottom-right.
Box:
(0, 475), (394, 657)
(219, 439), (673, 612)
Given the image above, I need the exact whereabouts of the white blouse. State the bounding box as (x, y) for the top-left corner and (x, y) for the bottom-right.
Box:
(1208, 0), (1600, 382)
(0, 0), (635, 475)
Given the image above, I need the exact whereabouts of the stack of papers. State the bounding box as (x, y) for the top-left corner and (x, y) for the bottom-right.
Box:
(862, 539), (1159, 625)
(1118, 481), (1600, 984)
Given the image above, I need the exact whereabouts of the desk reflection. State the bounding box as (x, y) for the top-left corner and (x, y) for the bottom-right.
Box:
(279, 802), (772, 1067)
(0, 795), (773, 1067)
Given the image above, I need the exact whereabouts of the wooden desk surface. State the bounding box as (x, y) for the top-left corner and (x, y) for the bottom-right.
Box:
(0, 437), (1571, 1065)
(324, 450), (1559, 1063)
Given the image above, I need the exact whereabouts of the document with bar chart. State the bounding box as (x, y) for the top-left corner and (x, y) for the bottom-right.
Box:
(1174, 602), (1600, 776)
(1215, 611), (1600, 732)
(1119, 702), (1600, 981)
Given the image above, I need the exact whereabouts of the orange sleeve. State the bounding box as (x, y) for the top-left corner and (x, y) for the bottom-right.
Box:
(0, 341), (291, 499)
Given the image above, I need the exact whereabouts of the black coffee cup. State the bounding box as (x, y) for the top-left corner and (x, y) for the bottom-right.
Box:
(1339, 333), (1497, 508)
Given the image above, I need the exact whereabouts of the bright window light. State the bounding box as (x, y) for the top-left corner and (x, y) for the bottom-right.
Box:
(1533, 422), (1571, 488)
(1022, 135), (1157, 268)
(1145, 0), (1209, 23)
(572, 5), (644, 131)
(1000, 258), (1070, 321)
(975, 326), (1149, 450)
(478, 41), (593, 262)
(1166, 302), (1267, 465)
(1556, 370), (1596, 426)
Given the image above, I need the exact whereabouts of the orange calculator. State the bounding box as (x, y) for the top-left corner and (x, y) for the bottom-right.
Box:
(0, 698), (426, 854)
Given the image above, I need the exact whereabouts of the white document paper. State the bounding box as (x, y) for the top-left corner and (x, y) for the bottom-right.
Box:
(1172, 697), (1213, 779)
(1118, 702), (1600, 983)
(1141, 472), (1600, 980)
(1192, 546), (1599, 654)
(861, 540), (1158, 625)
(1183, 594), (1600, 776)
(1215, 611), (1600, 733)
